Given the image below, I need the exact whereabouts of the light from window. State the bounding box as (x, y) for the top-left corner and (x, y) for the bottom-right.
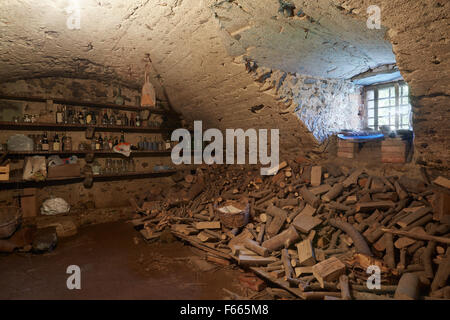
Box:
(366, 82), (412, 131)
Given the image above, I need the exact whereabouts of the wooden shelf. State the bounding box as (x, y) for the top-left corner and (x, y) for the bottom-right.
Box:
(0, 121), (178, 133)
(5, 150), (172, 157)
(0, 94), (179, 116)
(0, 169), (177, 186)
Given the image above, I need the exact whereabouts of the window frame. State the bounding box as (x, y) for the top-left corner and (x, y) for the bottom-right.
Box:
(363, 80), (411, 131)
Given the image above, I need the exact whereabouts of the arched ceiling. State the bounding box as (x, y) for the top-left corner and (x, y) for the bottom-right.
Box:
(0, 0), (394, 88)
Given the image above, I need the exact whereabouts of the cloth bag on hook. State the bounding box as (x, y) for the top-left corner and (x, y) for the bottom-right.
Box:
(141, 65), (156, 107)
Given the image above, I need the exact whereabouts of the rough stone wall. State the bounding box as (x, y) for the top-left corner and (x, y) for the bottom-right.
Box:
(0, 77), (174, 210)
(246, 64), (362, 142)
(0, 0), (448, 171)
(329, 0), (450, 171)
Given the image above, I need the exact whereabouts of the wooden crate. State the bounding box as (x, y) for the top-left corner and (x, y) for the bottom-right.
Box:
(0, 164), (10, 181)
(337, 140), (357, 159)
(381, 139), (407, 163)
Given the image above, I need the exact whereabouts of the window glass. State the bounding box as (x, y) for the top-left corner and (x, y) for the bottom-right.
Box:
(365, 82), (412, 131)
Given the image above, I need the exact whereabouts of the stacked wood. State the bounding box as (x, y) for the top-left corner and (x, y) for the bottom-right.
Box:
(128, 162), (449, 301)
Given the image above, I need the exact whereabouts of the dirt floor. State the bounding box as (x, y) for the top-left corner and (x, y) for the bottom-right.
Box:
(0, 221), (246, 300)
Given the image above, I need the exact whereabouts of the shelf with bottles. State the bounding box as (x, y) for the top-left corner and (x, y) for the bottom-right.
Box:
(1, 131), (176, 157)
(0, 94), (178, 116)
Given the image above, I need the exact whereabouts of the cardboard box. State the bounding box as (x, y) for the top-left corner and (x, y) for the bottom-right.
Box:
(21, 188), (38, 218)
(47, 163), (81, 179)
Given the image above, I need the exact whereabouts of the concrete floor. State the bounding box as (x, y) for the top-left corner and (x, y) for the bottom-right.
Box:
(0, 221), (244, 300)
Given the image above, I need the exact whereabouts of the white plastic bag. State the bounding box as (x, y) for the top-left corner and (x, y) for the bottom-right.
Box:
(23, 156), (47, 181)
(40, 197), (70, 215)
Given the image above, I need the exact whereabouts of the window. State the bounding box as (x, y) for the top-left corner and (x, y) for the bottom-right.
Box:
(365, 82), (412, 131)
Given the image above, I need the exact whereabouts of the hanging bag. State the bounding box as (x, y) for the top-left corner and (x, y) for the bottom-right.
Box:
(141, 65), (156, 107)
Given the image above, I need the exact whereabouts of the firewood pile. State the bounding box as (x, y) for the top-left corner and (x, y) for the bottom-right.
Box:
(129, 159), (450, 300)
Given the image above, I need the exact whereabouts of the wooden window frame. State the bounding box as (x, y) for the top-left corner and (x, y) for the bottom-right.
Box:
(363, 80), (411, 131)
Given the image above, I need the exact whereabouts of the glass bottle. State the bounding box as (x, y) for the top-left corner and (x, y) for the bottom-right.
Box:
(102, 109), (109, 125)
(97, 134), (103, 150)
(42, 132), (49, 151)
(53, 133), (60, 151)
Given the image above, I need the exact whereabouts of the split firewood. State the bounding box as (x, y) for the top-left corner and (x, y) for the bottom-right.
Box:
(394, 273), (420, 300)
(329, 218), (372, 256)
(339, 275), (352, 300)
(381, 228), (450, 244)
(265, 205), (288, 237)
(312, 257), (346, 288)
(300, 187), (320, 208)
(262, 226), (300, 251)
(243, 238), (269, 257)
(431, 247), (450, 292)
(281, 248), (294, 279)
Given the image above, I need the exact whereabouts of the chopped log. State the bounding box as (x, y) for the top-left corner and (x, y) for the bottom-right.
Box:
(384, 233), (396, 269)
(194, 221), (221, 230)
(256, 223), (265, 244)
(431, 247), (450, 292)
(394, 273), (420, 300)
(286, 202), (305, 223)
(300, 187), (320, 208)
(339, 275), (352, 300)
(197, 232), (216, 242)
(395, 181), (408, 200)
(243, 238), (269, 257)
(423, 241), (436, 279)
(207, 203), (214, 220)
(265, 161), (287, 176)
(381, 228), (450, 244)
(277, 198), (299, 207)
(312, 257), (346, 288)
(292, 214), (322, 234)
(296, 239), (316, 266)
(356, 201), (396, 213)
(300, 291), (341, 300)
(294, 266), (313, 277)
(396, 207), (432, 228)
(343, 169), (364, 188)
(432, 176), (450, 189)
(351, 284), (397, 294)
(281, 248), (294, 279)
(238, 255), (278, 266)
(206, 254), (231, 266)
(322, 183), (344, 202)
(329, 218), (372, 256)
(262, 226), (300, 251)
(270, 269), (286, 279)
(311, 166), (322, 187)
(310, 184), (331, 196)
(265, 205), (288, 237)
